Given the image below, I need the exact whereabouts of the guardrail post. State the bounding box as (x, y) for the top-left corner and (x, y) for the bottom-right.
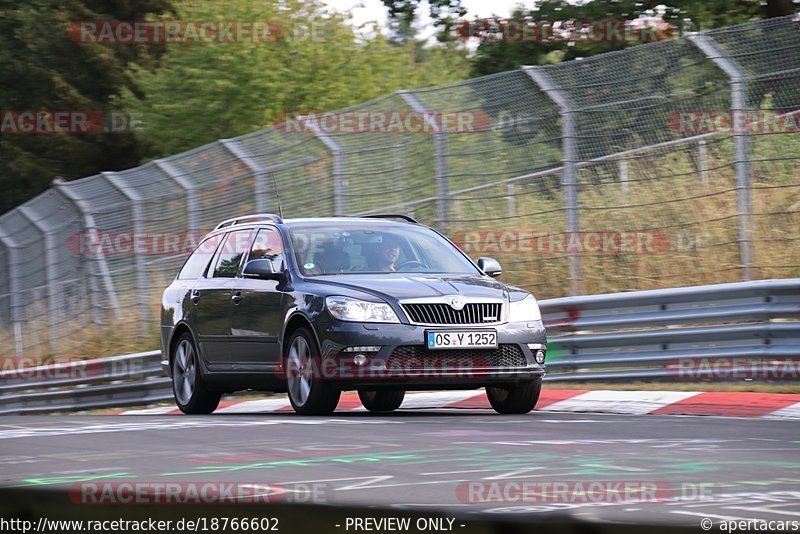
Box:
(398, 90), (450, 233)
(155, 159), (200, 233)
(524, 66), (582, 295)
(305, 118), (347, 216)
(52, 178), (121, 324)
(688, 33), (752, 280)
(0, 228), (23, 356)
(17, 207), (60, 353)
(103, 172), (148, 332)
(219, 139), (270, 213)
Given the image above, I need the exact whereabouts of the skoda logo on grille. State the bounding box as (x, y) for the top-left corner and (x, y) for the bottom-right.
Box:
(445, 295), (466, 310)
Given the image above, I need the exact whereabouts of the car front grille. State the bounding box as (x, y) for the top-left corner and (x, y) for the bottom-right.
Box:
(401, 302), (502, 325)
(386, 344), (527, 370)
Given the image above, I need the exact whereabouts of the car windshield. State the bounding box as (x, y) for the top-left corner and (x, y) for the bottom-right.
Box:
(288, 222), (480, 276)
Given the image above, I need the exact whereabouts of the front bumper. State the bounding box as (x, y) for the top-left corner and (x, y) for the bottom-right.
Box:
(313, 319), (547, 389)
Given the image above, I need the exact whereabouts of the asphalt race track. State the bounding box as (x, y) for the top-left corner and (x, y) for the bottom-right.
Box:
(1, 409), (798, 527)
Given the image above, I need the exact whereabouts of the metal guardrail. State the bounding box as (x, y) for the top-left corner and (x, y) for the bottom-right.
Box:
(1, 279), (798, 414)
(0, 351), (169, 415)
(541, 278), (800, 381)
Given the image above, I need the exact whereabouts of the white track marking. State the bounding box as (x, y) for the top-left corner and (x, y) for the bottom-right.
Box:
(216, 398), (291, 413)
(542, 390), (702, 415)
(118, 406), (175, 415)
(420, 469), (492, 476)
(113, 390), (800, 419)
(762, 402), (800, 420)
(400, 391), (483, 409)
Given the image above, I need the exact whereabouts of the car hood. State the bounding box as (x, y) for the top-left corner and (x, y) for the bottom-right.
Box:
(308, 274), (511, 302)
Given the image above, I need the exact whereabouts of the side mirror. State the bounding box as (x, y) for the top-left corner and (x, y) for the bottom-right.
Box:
(477, 257), (502, 278)
(243, 259), (282, 280)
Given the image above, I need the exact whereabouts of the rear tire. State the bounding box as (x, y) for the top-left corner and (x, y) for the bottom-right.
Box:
(285, 327), (341, 415)
(486, 377), (542, 414)
(172, 333), (221, 414)
(358, 390), (405, 412)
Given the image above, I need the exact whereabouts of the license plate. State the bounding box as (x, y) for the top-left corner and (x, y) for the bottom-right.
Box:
(426, 330), (497, 350)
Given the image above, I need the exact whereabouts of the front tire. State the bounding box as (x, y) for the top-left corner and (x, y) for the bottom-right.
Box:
(358, 390), (405, 412)
(486, 377), (542, 414)
(172, 333), (221, 414)
(285, 327), (341, 415)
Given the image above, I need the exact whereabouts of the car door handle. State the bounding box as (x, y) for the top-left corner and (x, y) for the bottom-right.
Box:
(231, 291), (242, 305)
(191, 290), (201, 304)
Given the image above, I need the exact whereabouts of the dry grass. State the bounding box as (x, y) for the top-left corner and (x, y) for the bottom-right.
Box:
(451, 134), (800, 299)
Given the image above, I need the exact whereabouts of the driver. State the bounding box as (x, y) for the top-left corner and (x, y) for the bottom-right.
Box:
(373, 237), (401, 272)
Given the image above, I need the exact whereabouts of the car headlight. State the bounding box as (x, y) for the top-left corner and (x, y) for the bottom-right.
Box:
(325, 296), (400, 323)
(508, 294), (542, 322)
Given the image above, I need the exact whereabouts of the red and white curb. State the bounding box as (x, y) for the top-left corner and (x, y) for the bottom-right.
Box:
(113, 389), (800, 419)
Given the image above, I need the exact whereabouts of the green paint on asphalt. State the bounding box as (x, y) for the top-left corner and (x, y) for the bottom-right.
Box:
(160, 447), (494, 476)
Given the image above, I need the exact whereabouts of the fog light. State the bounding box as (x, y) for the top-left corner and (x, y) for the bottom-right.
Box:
(353, 354), (368, 366)
(343, 346), (381, 353)
(534, 350), (546, 364)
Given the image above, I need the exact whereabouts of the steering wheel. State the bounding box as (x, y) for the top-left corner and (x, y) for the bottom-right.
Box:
(395, 260), (427, 271)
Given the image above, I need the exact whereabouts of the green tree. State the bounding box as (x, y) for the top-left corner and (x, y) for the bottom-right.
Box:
(381, 0), (466, 43)
(123, 0), (470, 157)
(468, 0), (799, 76)
(378, 0), (798, 75)
(0, 0), (174, 214)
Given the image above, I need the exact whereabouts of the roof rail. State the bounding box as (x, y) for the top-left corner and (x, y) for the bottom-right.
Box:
(360, 214), (419, 223)
(213, 213), (284, 230)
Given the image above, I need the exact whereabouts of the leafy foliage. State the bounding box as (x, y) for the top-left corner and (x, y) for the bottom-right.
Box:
(0, 0), (174, 214)
(123, 0), (471, 157)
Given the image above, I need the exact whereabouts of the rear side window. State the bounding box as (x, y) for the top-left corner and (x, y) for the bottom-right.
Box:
(211, 230), (253, 278)
(177, 237), (219, 280)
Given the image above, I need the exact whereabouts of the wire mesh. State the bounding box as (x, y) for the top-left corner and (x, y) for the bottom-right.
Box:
(0, 16), (797, 359)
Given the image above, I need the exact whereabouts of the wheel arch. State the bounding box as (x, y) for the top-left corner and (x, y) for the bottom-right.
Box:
(282, 312), (321, 355)
(167, 322), (196, 366)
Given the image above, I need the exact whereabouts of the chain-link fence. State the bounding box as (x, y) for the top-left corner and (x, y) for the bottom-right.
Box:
(1, 17), (798, 359)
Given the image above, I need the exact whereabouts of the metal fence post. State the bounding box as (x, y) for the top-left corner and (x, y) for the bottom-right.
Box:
(305, 118), (347, 216)
(17, 207), (60, 353)
(155, 159), (200, 233)
(619, 158), (629, 195)
(0, 228), (23, 356)
(398, 90), (449, 233)
(219, 139), (270, 213)
(698, 139), (709, 187)
(688, 33), (752, 280)
(103, 172), (148, 331)
(52, 178), (121, 323)
(507, 183), (517, 217)
(524, 66), (582, 295)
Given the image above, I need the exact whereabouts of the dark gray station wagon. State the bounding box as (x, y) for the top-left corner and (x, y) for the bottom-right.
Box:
(161, 214), (547, 415)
